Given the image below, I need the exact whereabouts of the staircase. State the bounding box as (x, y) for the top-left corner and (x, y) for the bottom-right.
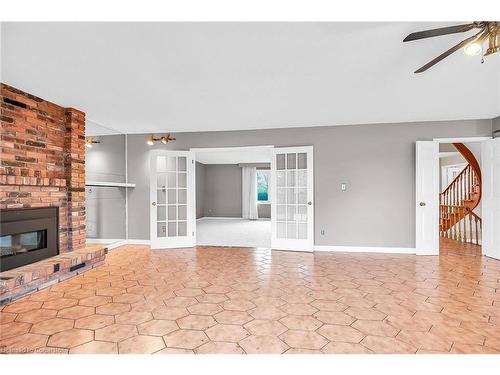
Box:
(439, 143), (482, 245)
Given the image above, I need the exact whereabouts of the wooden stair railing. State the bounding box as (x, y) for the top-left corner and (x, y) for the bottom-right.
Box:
(439, 143), (482, 245)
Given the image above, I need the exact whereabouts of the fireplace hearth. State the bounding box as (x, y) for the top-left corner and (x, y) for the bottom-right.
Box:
(0, 207), (59, 272)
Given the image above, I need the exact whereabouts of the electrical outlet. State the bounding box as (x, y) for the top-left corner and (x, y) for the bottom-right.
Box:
(321, 229), (325, 235)
(341, 183), (347, 192)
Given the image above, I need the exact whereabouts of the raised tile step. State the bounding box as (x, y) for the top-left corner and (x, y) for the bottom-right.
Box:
(0, 244), (107, 305)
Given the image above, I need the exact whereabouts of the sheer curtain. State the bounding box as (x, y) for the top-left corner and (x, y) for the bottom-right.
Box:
(241, 166), (258, 220)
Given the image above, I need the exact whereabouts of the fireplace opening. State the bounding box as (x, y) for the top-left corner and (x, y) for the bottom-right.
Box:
(0, 207), (59, 272)
(1, 230), (48, 257)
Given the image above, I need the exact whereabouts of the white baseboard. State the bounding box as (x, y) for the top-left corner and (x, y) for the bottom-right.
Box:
(87, 238), (124, 244)
(314, 245), (416, 254)
(197, 216), (270, 221)
(125, 239), (151, 245)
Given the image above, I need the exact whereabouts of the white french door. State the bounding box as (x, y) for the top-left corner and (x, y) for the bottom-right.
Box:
(482, 138), (500, 260)
(415, 141), (439, 255)
(271, 146), (314, 251)
(150, 150), (195, 249)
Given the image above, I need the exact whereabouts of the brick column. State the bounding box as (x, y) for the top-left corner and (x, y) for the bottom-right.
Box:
(64, 108), (86, 251)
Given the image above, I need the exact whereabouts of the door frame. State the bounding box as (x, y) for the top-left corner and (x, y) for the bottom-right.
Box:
(415, 136), (491, 256)
(190, 145), (274, 247)
(149, 149), (196, 249)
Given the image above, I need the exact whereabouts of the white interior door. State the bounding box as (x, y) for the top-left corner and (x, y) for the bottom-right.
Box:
(415, 141), (439, 255)
(271, 146), (314, 251)
(481, 138), (500, 260)
(150, 150), (195, 249)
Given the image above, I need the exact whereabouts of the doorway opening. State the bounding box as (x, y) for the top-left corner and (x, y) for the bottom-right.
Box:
(193, 146), (273, 248)
(438, 142), (482, 256)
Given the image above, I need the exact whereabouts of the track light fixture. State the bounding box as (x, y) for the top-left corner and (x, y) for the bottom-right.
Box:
(85, 137), (100, 148)
(147, 133), (176, 146)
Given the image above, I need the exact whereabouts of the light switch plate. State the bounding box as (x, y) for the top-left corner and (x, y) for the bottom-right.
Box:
(341, 183), (347, 192)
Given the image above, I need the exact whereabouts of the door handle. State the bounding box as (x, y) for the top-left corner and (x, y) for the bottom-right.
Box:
(152, 202), (157, 206)
(419, 202), (426, 206)
(307, 201), (312, 205)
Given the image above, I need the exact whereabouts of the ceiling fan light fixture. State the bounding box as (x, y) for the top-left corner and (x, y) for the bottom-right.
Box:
(147, 134), (155, 146)
(484, 31), (500, 56)
(464, 42), (482, 56)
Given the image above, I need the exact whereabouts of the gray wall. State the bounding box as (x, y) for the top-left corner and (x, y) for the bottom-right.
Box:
(203, 164), (242, 217)
(85, 134), (126, 239)
(126, 119), (493, 247)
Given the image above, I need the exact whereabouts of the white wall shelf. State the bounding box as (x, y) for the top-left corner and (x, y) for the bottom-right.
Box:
(86, 181), (136, 188)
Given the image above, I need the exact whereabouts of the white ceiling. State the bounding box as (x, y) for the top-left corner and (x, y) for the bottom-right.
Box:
(194, 147), (272, 164)
(1, 22), (499, 135)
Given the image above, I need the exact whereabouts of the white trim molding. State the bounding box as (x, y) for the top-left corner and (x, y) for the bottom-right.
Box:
(314, 245), (416, 254)
(126, 239), (151, 245)
(433, 136), (492, 143)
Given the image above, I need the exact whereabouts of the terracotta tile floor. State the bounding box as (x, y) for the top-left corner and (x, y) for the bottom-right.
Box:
(1, 245), (500, 354)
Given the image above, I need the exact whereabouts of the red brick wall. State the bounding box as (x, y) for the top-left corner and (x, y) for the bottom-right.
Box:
(0, 83), (86, 252)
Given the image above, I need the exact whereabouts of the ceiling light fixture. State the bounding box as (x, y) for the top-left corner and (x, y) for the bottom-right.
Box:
(464, 42), (482, 56)
(147, 133), (176, 146)
(85, 137), (100, 148)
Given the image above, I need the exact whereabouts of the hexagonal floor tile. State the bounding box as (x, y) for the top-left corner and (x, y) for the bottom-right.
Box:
(163, 329), (209, 350)
(351, 319), (400, 337)
(118, 334), (166, 354)
(96, 303), (131, 315)
(177, 315), (217, 330)
(0, 321), (32, 339)
(205, 324), (250, 342)
(239, 335), (289, 354)
(280, 330), (328, 350)
(78, 295), (112, 307)
(196, 294), (228, 304)
(317, 325), (365, 343)
(57, 306), (95, 320)
(214, 310), (253, 325)
(344, 306), (387, 321)
(164, 296), (198, 308)
(249, 307), (287, 320)
(95, 324), (138, 342)
(0, 333), (49, 354)
(74, 314), (115, 330)
(115, 311), (153, 325)
(195, 341), (244, 354)
(70, 341), (118, 354)
(47, 329), (94, 348)
(360, 335), (417, 354)
(313, 311), (355, 325)
(3, 301), (42, 314)
(321, 342), (373, 354)
(310, 300), (348, 312)
(138, 319), (179, 336)
(152, 306), (189, 320)
(244, 319), (288, 336)
(30, 318), (74, 335)
(222, 299), (256, 311)
(187, 303), (223, 316)
(279, 315), (323, 331)
(42, 298), (78, 310)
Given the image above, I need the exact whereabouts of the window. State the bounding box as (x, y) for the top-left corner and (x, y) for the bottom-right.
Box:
(257, 170), (270, 202)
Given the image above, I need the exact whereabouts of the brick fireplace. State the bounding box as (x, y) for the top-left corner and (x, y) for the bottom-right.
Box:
(1, 83), (86, 251)
(0, 83), (105, 304)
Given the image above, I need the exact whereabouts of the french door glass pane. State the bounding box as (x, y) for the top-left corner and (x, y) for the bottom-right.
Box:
(157, 206), (166, 221)
(157, 189), (166, 205)
(168, 222), (177, 237)
(157, 222), (166, 237)
(275, 151), (308, 241)
(156, 155), (189, 239)
(276, 154), (286, 170)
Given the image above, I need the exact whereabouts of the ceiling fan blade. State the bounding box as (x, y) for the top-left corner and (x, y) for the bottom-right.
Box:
(403, 23), (476, 42)
(414, 33), (482, 73)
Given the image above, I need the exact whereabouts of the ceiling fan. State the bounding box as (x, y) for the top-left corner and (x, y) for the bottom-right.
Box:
(403, 21), (499, 73)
